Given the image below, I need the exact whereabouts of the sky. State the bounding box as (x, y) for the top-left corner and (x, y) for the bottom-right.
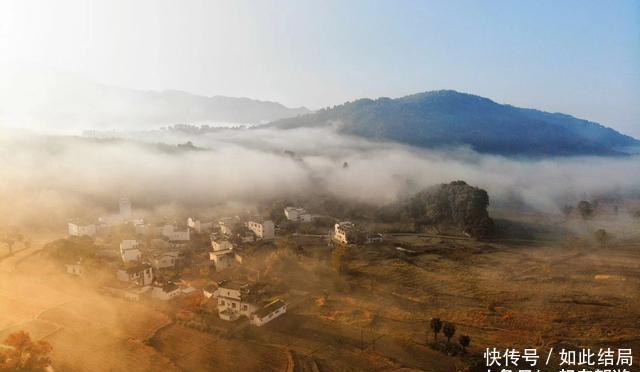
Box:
(0, 0), (639, 135)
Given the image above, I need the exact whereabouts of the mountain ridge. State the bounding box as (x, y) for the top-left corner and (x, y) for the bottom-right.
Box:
(267, 90), (639, 156)
(0, 69), (310, 130)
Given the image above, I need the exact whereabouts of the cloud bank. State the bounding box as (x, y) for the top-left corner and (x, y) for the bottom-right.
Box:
(1, 126), (638, 230)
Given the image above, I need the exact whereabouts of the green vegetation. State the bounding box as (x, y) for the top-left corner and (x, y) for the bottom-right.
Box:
(331, 244), (349, 274)
(402, 181), (494, 238)
(269, 90), (639, 156)
(42, 236), (96, 263)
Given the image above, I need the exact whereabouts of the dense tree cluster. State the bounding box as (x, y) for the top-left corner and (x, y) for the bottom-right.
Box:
(403, 181), (494, 238)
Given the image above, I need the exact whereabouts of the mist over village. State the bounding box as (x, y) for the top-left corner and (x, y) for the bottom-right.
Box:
(1, 1), (639, 372)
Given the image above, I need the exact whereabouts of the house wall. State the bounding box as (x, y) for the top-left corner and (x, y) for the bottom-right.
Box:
(247, 220), (275, 240)
(285, 208), (312, 223)
(118, 268), (153, 285)
(68, 223), (97, 237)
(210, 253), (233, 271)
(211, 240), (233, 252)
(217, 297), (258, 318)
(153, 255), (176, 269)
(121, 248), (141, 263)
(251, 305), (287, 327)
(66, 264), (83, 276)
(218, 220), (234, 236)
(141, 268), (153, 285)
(151, 287), (181, 300)
(116, 269), (130, 282)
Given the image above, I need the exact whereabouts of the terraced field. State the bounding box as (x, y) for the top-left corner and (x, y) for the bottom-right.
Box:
(150, 324), (289, 372)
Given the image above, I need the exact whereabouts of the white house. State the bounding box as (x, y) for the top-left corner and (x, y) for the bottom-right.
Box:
(203, 285), (216, 299)
(187, 217), (214, 233)
(134, 218), (151, 236)
(161, 223), (190, 242)
(68, 222), (97, 237)
(218, 217), (238, 236)
(246, 219), (275, 240)
(120, 240), (141, 263)
(65, 261), (83, 276)
(284, 207), (313, 223)
(150, 282), (182, 301)
(209, 239), (235, 271)
(215, 280), (260, 321)
(210, 251), (235, 271)
(250, 299), (287, 327)
(366, 233), (384, 244)
(211, 239), (234, 252)
(214, 280), (286, 326)
(333, 221), (355, 244)
(151, 251), (179, 270)
(116, 263), (153, 286)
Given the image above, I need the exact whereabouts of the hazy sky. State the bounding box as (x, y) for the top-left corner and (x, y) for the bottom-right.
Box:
(1, 0), (639, 135)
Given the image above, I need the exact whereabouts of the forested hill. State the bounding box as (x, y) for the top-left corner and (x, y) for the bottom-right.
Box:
(268, 90), (639, 156)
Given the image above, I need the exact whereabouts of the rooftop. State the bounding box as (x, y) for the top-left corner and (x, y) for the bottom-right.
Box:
(125, 263), (151, 274)
(285, 206), (307, 212)
(162, 282), (179, 292)
(254, 299), (286, 318)
(217, 280), (248, 291)
(337, 221), (354, 229)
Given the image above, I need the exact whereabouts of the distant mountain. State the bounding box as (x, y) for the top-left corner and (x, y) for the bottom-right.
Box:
(268, 90), (639, 156)
(0, 69), (309, 131)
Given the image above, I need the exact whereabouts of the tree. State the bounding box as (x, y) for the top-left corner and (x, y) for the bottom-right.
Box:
(458, 335), (471, 352)
(430, 318), (443, 342)
(443, 322), (456, 344)
(1, 229), (22, 255)
(577, 200), (594, 219)
(562, 205), (574, 217)
(331, 245), (348, 274)
(0, 330), (52, 371)
(404, 181), (494, 239)
(594, 229), (609, 248)
(2, 238), (15, 255)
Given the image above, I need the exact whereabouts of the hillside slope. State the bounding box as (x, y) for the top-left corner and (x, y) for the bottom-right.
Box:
(269, 90), (639, 156)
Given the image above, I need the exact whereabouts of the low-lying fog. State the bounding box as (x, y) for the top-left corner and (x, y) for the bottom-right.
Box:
(1, 126), (639, 229)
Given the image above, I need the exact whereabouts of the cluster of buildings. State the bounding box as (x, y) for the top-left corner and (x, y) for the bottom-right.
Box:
(65, 201), (389, 329)
(68, 198), (138, 238)
(206, 216), (274, 271)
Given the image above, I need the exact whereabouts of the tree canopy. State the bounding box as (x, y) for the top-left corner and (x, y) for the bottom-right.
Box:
(403, 181), (494, 238)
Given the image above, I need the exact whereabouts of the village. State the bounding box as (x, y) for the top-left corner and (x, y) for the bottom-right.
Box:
(64, 199), (382, 332)
(1, 190), (638, 371)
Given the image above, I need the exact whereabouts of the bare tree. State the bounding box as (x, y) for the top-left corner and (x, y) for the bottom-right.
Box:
(443, 322), (456, 344)
(430, 318), (442, 342)
(458, 335), (471, 352)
